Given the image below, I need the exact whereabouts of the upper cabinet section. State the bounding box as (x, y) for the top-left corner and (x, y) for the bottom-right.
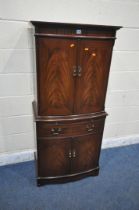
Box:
(32, 21), (121, 116)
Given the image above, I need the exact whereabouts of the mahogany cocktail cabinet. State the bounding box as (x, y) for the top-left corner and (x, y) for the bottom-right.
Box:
(31, 21), (121, 186)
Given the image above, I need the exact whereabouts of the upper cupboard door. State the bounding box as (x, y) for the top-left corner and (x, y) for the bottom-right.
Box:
(36, 38), (77, 116)
(74, 40), (114, 114)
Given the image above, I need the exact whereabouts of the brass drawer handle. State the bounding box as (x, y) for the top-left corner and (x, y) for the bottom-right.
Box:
(78, 66), (82, 77)
(51, 127), (62, 135)
(86, 124), (95, 132)
(87, 128), (93, 132)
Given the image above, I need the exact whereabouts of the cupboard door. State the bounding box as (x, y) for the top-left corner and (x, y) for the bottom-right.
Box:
(36, 38), (77, 116)
(38, 139), (71, 177)
(74, 40), (114, 114)
(71, 134), (102, 173)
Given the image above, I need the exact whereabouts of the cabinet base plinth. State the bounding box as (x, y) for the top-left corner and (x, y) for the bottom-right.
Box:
(36, 167), (99, 186)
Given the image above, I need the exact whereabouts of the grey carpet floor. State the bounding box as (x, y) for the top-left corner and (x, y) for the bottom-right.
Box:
(0, 143), (139, 210)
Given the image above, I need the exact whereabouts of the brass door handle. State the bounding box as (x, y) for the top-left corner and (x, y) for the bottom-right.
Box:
(73, 66), (77, 77)
(73, 66), (82, 77)
(77, 66), (82, 77)
(68, 150), (76, 158)
(69, 150), (72, 158)
(51, 128), (62, 135)
(73, 149), (76, 158)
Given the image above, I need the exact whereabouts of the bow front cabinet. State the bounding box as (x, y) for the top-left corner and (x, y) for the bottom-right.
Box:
(31, 21), (121, 186)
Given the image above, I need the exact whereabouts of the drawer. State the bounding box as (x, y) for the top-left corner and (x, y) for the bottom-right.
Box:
(37, 117), (105, 138)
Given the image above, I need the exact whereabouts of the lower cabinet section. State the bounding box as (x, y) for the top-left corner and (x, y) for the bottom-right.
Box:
(35, 114), (106, 185)
(37, 134), (103, 179)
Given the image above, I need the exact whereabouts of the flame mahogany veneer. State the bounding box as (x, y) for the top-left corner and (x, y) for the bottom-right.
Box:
(31, 21), (121, 186)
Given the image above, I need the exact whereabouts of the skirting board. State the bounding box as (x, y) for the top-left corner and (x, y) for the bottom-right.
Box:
(0, 150), (34, 167)
(0, 134), (139, 166)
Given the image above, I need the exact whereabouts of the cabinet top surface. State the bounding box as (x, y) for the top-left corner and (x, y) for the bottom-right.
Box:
(31, 21), (122, 31)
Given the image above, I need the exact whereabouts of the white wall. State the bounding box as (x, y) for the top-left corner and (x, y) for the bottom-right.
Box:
(0, 0), (139, 159)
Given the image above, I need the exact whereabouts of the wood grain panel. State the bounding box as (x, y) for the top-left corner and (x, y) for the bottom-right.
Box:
(71, 134), (102, 173)
(37, 38), (77, 116)
(74, 40), (114, 114)
(38, 139), (71, 177)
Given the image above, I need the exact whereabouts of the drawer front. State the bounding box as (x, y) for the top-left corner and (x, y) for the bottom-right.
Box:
(37, 117), (105, 138)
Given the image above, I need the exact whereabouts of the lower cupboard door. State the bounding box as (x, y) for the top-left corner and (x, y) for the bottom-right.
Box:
(38, 139), (71, 177)
(71, 134), (102, 174)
